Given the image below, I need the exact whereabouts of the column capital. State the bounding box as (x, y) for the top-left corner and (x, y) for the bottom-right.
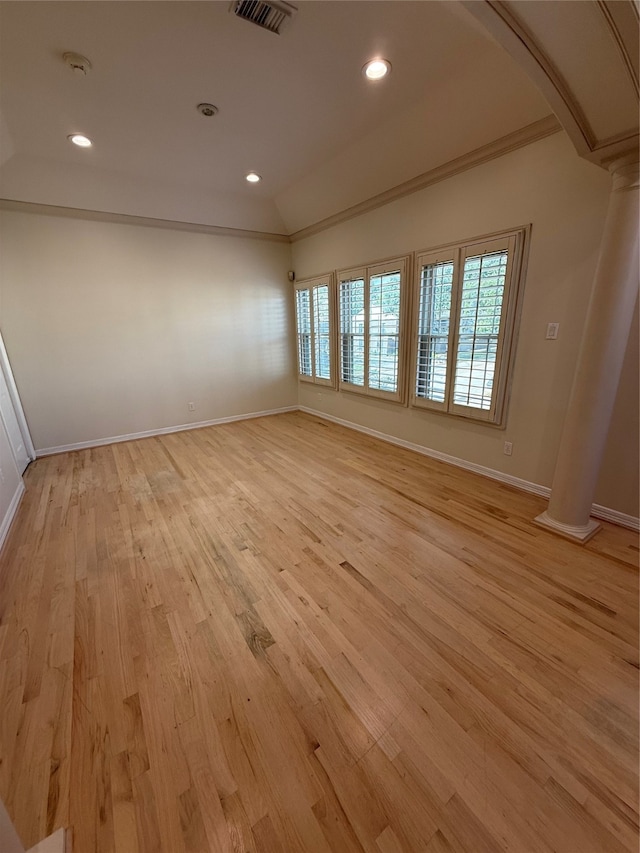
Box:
(606, 151), (640, 191)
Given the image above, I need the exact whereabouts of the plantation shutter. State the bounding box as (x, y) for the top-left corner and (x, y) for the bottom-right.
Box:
(414, 253), (455, 409)
(368, 270), (401, 394)
(339, 273), (366, 387)
(295, 288), (312, 377)
(313, 284), (331, 381)
(450, 235), (517, 422)
(412, 230), (525, 424)
(294, 275), (335, 386)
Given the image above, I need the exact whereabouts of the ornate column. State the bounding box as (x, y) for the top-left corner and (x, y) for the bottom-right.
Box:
(535, 153), (640, 541)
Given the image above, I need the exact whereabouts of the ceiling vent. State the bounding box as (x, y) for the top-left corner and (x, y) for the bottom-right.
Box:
(230, 0), (296, 34)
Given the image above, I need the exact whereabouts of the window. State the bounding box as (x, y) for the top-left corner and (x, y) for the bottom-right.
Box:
(412, 229), (527, 424)
(338, 257), (408, 402)
(294, 274), (335, 386)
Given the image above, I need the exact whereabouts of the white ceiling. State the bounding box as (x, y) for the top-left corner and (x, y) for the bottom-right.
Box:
(0, 1), (553, 234)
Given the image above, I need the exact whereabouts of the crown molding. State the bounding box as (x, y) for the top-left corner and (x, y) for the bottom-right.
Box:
(289, 115), (561, 242)
(0, 198), (290, 243)
(591, 131), (640, 169)
(1, 116), (562, 245)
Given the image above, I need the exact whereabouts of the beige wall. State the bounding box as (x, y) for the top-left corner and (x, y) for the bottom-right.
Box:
(0, 212), (297, 451)
(292, 132), (639, 518)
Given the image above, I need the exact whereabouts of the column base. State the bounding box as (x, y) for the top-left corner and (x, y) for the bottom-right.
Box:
(534, 511), (601, 543)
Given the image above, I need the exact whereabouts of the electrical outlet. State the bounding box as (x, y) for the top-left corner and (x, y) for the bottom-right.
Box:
(503, 441), (513, 456)
(546, 322), (559, 340)
(188, 402), (196, 412)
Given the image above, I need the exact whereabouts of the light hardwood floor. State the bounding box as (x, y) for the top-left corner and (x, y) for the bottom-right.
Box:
(0, 411), (638, 852)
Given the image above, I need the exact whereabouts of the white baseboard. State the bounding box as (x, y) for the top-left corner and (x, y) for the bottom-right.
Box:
(28, 405), (640, 533)
(35, 406), (298, 457)
(298, 406), (640, 533)
(589, 503), (640, 532)
(0, 479), (25, 554)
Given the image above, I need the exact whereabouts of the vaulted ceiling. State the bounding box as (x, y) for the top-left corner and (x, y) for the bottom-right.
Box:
(463, 0), (638, 166)
(0, 1), (637, 236)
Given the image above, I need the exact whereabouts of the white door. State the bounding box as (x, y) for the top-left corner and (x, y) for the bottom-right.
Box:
(0, 333), (34, 475)
(0, 365), (29, 474)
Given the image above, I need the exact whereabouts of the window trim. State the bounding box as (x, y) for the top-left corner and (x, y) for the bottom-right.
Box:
(410, 227), (528, 426)
(294, 273), (336, 388)
(338, 255), (410, 404)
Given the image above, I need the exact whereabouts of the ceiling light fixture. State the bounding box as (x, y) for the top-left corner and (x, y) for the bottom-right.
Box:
(363, 59), (391, 80)
(245, 172), (261, 183)
(68, 134), (92, 148)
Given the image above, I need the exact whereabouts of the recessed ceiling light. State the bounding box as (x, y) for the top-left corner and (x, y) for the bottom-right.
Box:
(68, 134), (92, 148)
(245, 172), (261, 183)
(363, 59), (391, 80)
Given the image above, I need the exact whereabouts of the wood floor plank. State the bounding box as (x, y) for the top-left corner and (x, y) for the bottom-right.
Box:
(0, 411), (637, 851)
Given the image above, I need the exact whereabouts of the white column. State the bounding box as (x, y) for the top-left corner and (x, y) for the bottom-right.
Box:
(536, 154), (640, 541)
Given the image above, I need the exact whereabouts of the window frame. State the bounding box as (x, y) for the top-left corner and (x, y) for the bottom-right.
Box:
(338, 255), (410, 404)
(294, 273), (336, 388)
(410, 227), (528, 426)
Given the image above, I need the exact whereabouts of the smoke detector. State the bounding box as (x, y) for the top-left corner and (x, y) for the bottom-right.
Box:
(197, 103), (219, 117)
(230, 1), (297, 34)
(63, 52), (92, 76)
